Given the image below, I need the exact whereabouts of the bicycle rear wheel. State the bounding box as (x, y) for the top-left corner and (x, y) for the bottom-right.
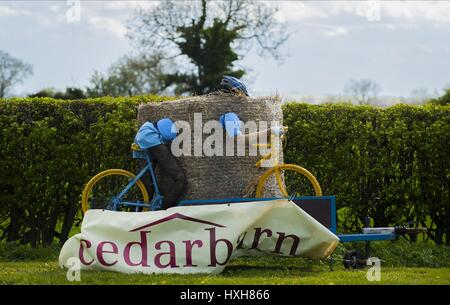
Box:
(81, 169), (150, 214)
(256, 164), (322, 198)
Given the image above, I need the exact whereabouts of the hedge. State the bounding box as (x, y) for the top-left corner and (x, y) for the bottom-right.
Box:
(0, 97), (449, 246)
(283, 103), (449, 245)
(0, 96), (172, 246)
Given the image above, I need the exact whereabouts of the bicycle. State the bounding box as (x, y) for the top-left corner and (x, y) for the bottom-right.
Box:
(81, 143), (161, 213)
(250, 127), (322, 199)
(81, 128), (323, 213)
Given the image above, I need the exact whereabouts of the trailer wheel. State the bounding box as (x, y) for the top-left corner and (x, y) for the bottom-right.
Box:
(343, 249), (367, 269)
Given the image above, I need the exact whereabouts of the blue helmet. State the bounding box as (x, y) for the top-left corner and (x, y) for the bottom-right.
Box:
(220, 75), (249, 97)
(156, 118), (178, 142)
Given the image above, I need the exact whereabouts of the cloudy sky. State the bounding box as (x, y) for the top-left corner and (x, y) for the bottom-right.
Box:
(1, 0), (450, 99)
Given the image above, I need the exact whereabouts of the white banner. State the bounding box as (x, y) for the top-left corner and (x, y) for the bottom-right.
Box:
(59, 199), (339, 274)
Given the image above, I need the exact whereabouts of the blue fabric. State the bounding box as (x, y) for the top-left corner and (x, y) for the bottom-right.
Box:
(134, 121), (164, 149)
(157, 118), (177, 141)
(219, 112), (242, 138)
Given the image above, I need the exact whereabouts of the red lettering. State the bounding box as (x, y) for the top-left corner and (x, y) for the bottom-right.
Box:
(206, 227), (233, 267)
(154, 240), (179, 268)
(236, 232), (247, 250)
(79, 239), (94, 266)
(274, 232), (300, 255)
(97, 241), (118, 266)
(183, 240), (203, 267)
(251, 227), (272, 250)
(124, 231), (150, 267)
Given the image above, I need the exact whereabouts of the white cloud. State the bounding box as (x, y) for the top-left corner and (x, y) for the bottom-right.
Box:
(0, 5), (32, 17)
(277, 2), (328, 22)
(277, 1), (450, 24)
(382, 1), (450, 23)
(48, 5), (61, 13)
(88, 16), (127, 38)
(324, 26), (348, 37)
(102, 1), (159, 11)
(418, 45), (433, 54)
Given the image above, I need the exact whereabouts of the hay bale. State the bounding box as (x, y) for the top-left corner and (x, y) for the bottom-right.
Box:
(137, 93), (284, 200)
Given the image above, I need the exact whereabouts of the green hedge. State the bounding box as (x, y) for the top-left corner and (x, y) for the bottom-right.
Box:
(0, 97), (449, 246)
(0, 96), (172, 246)
(283, 103), (450, 245)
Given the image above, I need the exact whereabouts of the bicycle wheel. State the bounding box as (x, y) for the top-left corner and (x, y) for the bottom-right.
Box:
(81, 169), (150, 214)
(255, 164), (322, 198)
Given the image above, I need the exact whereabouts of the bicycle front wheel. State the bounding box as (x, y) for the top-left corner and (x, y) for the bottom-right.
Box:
(256, 164), (322, 198)
(81, 169), (150, 214)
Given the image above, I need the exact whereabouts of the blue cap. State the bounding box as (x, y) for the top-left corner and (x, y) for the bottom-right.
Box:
(156, 118), (178, 141)
(219, 112), (242, 138)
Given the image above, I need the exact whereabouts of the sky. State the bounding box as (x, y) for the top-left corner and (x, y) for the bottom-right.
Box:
(1, 0), (450, 101)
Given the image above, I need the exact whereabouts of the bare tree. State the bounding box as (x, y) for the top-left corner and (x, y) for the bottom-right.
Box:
(86, 53), (170, 97)
(129, 0), (288, 59)
(344, 79), (381, 105)
(0, 50), (33, 98)
(410, 87), (433, 105)
(127, 0), (289, 94)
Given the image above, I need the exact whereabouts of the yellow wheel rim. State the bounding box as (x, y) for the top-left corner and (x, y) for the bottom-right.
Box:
(81, 169), (149, 214)
(256, 164), (322, 198)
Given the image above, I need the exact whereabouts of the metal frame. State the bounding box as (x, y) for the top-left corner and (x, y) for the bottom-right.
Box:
(115, 151), (397, 244)
(112, 150), (164, 211)
(179, 197), (285, 206)
(338, 233), (395, 242)
(180, 195), (395, 242)
(179, 195), (337, 233)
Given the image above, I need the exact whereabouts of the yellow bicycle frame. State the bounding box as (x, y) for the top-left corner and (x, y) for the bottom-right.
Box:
(254, 130), (287, 194)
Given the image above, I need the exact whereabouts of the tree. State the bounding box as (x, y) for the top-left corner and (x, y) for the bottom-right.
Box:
(427, 87), (450, 106)
(28, 87), (86, 100)
(0, 50), (33, 98)
(86, 53), (168, 97)
(410, 87), (432, 105)
(344, 79), (381, 105)
(128, 0), (289, 95)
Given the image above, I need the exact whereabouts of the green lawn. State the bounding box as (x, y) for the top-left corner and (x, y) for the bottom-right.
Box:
(1, 240), (449, 285)
(1, 257), (449, 285)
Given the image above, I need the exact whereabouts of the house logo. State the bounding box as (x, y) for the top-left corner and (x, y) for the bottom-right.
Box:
(129, 212), (226, 232)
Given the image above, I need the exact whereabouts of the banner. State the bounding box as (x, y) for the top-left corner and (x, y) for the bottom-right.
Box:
(59, 199), (339, 274)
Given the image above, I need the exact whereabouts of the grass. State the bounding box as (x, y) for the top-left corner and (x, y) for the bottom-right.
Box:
(1, 240), (450, 285)
(0, 257), (449, 285)
(336, 240), (450, 268)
